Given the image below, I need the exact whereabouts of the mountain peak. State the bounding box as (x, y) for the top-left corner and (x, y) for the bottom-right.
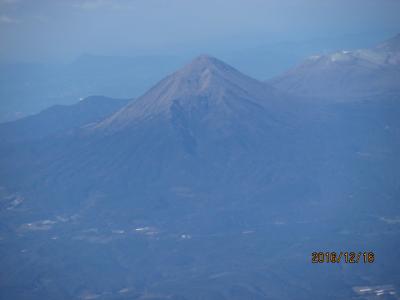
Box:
(185, 54), (231, 69)
(176, 54), (237, 81)
(141, 54), (266, 105)
(190, 54), (220, 65)
(93, 55), (274, 133)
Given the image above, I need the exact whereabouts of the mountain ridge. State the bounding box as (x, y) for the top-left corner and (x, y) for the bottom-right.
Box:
(269, 33), (400, 100)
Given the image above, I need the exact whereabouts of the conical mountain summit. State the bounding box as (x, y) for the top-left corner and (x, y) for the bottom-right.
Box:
(94, 55), (278, 133)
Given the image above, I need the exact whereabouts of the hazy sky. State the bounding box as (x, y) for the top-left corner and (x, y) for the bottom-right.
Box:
(1, 0), (400, 62)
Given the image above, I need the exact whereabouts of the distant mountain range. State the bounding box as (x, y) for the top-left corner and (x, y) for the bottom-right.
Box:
(269, 34), (400, 100)
(0, 33), (389, 123)
(0, 96), (129, 143)
(0, 55), (182, 122)
(0, 35), (399, 300)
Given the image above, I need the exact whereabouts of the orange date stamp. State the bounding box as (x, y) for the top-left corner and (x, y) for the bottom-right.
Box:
(311, 251), (375, 264)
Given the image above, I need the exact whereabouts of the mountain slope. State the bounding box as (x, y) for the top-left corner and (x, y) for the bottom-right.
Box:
(269, 34), (400, 100)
